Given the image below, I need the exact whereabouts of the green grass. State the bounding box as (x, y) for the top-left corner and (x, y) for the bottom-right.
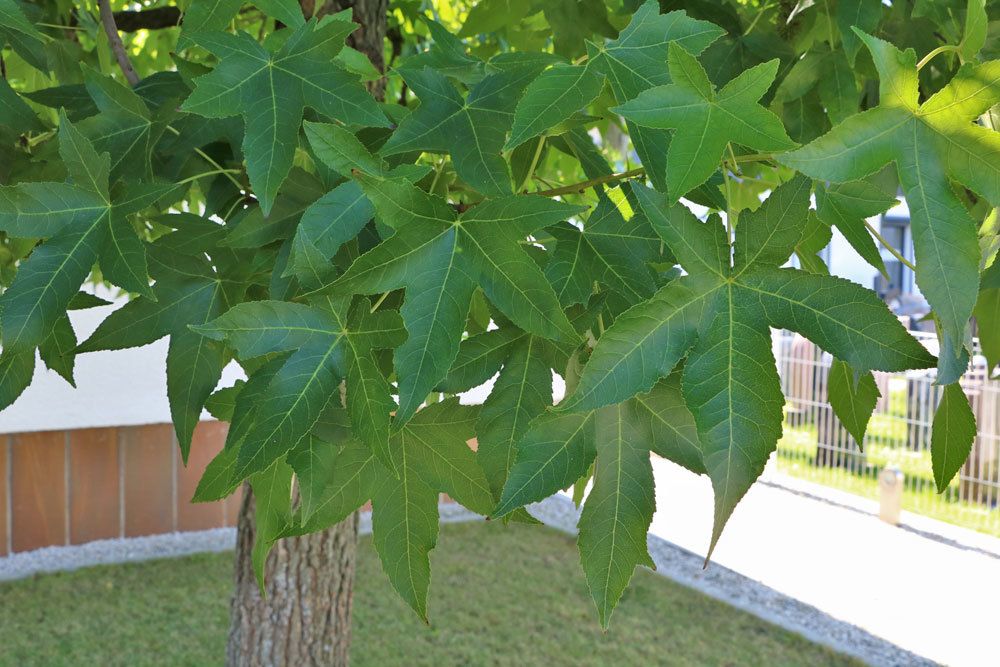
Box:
(0, 522), (858, 667)
(777, 380), (1000, 537)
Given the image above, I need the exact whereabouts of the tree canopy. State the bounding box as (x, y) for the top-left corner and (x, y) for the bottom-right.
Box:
(0, 0), (997, 627)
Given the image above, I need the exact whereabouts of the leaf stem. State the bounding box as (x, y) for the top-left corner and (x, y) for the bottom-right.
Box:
(722, 146), (737, 245)
(535, 167), (645, 197)
(369, 291), (392, 313)
(175, 169), (244, 186)
(429, 159), (445, 193)
(519, 136), (546, 192)
(916, 44), (960, 71)
(166, 125), (245, 190)
(864, 218), (917, 272)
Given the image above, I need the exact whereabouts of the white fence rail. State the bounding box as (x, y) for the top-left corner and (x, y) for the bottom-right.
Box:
(773, 329), (1000, 536)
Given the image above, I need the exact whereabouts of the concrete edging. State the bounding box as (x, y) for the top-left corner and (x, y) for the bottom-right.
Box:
(0, 495), (932, 667)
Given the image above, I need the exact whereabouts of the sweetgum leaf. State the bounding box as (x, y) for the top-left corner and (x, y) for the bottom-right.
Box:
(779, 34), (1000, 367)
(181, 19), (387, 214)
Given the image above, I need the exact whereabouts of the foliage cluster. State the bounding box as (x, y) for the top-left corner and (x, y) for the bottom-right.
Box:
(0, 0), (997, 625)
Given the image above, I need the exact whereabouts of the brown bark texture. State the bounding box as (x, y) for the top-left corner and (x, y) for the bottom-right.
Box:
(227, 488), (359, 666)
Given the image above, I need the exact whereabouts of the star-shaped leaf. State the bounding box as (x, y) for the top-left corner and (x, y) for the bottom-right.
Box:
(314, 174), (584, 423)
(614, 43), (797, 198)
(77, 66), (166, 183)
(504, 1), (723, 160)
(560, 177), (935, 553)
(779, 32), (1000, 369)
(181, 18), (387, 214)
(192, 296), (405, 480)
(283, 399), (493, 621)
(545, 189), (662, 306)
(0, 114), (178, 409)
(382, 64), (544, 195)
(77, 246), (237, 459)
(496, 376), (701, 627)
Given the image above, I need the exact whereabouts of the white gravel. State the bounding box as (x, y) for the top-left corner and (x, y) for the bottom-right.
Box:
(0, 495), (930, 667)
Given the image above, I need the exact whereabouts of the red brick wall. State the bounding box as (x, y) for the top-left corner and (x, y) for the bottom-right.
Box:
(1, 421), (240, 554)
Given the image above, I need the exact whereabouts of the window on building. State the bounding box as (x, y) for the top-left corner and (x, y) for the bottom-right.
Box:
(874, 215), (913, 300)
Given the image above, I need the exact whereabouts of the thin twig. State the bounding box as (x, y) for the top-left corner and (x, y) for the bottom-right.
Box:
(98, 0), (140, 86)
(534, 168), (646, 198)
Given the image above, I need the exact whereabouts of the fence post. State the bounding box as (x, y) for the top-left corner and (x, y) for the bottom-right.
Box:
(878, 466), (904, 525)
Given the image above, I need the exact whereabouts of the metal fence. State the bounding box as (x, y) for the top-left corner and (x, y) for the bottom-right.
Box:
(773, 329), (1000, 537)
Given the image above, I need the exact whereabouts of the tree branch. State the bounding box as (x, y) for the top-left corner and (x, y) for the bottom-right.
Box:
(98, 0), (140, 86)
(112, 7), (182, 32)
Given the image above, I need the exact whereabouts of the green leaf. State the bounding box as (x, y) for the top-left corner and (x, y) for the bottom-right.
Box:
(794, 211), (833, 275)
(558, 178), (935, 553)
(931, 384), (976, 493)
(836, 0), (883, 66)
(325, 175), (581, 422)
(505, 62), (603, 150)
(383, 65), (543, 194)
(631, 375), (704, 475)
(959, 0), (987, 61)
(974, 287), (1000, 374)
(0, 0), (47, 71)
(560, 277), (712, 412)
(827, 360), (881, 445)
(249, 459), (295, 589)
(477, 336), (553, 497)
(292, 436), (378, 531)
(194, 298), (404, 480)
(578, 401), (655, 629)
(592, 2), (724, 190)
(0, 115), (176, 366)
(684, 285), (784, 556)
(0, 348), (35, 412)
(740, 268), (936, 372)
(779, 37), (1000, 365)
(181, 20), (387, 214)
(494, 409), (597, 517)
(303, 120), (388, 178)
(435, 327), (522, 393)
(614, 44), (795, 198)
(78, 66), (162, 182)
(181, 0), (305, 43)
(499, 382), (697, 623)
(0, 78), (42, 136)
(814, 180), (897, 279)
(733, 175), (812, 274)
(371, 399), (492, 620)
(545, 192), (660, 306)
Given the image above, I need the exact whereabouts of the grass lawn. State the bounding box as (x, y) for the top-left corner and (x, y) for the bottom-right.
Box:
(0, 522), (859, 667)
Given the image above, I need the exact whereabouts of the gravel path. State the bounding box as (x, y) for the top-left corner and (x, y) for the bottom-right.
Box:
(0, 496), (929, 667)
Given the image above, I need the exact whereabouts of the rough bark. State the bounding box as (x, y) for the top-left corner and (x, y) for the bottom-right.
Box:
(227, 3), (387, 664)
(227, 488), (359, 666)
(319, 0), (390, 98)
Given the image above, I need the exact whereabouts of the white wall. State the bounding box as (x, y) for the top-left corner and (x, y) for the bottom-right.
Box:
(0, 297), (245, 434)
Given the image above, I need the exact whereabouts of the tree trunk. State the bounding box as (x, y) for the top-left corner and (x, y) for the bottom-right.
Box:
(227, 488), (359, 666)
(227, 2), (387, 665)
